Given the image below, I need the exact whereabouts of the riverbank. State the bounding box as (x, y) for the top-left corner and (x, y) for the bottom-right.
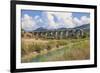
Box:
(21, 38), (90, 63)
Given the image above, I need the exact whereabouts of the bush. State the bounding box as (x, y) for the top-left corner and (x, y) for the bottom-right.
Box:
(57, 40), (68, 46)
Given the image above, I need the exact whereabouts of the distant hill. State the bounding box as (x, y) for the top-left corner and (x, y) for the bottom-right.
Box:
(56, 24), (90, 31)
(33, 24), (90, 32)
(74, 24), (90, 30)
(57, 28), (67, 31)
(74, 24), (90, 32)
(34, 27), (48, 32)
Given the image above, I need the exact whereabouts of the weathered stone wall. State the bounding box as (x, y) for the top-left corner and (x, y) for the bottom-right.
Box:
(22, 29), (85, 39)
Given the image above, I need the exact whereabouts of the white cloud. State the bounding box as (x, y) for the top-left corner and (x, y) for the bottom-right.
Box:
(21, 12), (90, 31)
(21, 14), (38, 31)
(44, 12), (91, 29)
(36, 18), (43, 23)
(45, 12), (59, 29)
(52, 12), (75, 28)
(73, 16), (90, 27)
(73, 17), (82, 26)
(34, 15), (39, 20)
(43, 12), (76, 29)
(81, 16), (90, 24)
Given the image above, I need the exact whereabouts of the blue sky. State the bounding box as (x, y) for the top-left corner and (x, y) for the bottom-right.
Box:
(72, 12), (90, 19)
(21, 10), (90, 31)
(21, 10), (90, 20)
(21, 10), (43, 18)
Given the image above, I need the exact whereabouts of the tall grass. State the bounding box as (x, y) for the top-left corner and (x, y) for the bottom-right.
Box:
(21, 40), (68, 56)
(21, 38), (90, 63)
(31, 38), (90, 62)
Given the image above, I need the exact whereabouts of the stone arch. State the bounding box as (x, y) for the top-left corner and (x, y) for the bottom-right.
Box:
(75, 29), (84, 38)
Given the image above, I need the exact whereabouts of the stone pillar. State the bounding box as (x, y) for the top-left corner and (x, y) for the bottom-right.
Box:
(57, 31), (60, 39)
(45, 32), (48, 39)
(44, 32), (47, 39)
(76, 29), (81, 38)
(51, 32), (54, 39)
(53, 31), (55, 39)
(60, 31), (63, 39)
(68, 29), (74, 38)
(80, 29), (84, 37)
(65, 30), (68, 38)
(68, 30), (71, 38)
(72, 29), (76, 38)
(57, 31), (59, 39)
(55, 31), (57, 39)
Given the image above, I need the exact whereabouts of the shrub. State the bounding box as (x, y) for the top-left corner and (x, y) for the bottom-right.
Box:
(57, 40), (68, 46)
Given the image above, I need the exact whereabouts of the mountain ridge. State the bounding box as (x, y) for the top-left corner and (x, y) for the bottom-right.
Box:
(33, 24), (90, 32)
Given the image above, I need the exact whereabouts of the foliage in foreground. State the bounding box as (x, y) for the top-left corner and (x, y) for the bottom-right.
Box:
(21, 38), (90, 63)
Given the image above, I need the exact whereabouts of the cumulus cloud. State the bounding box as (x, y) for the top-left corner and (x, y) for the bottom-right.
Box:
(45, 12), (60, 29)
(73, 16), (90, 27)
(34, 15), (43, 23)
(21, 12), (90, 31)
(21, 14), (38, 31)
(36, 18), (43, 23)
(52, 12), (75, 28)
(81, 16), (90, 24)
(42, 12), (76, 29)
(73, 17), (82, 26)
(34, 15), (39, 20)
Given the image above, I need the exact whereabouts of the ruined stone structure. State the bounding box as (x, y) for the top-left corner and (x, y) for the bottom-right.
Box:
(22, 29), (84, 39)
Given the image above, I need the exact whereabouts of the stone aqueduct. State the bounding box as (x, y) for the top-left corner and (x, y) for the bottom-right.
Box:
(22, 29), (85, 39)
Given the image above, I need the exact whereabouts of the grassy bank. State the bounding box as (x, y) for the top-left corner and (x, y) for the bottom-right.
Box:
(21, 38), (90, 63)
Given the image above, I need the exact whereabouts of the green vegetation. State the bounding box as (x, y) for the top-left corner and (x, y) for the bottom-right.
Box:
(21, 37), (90, 63)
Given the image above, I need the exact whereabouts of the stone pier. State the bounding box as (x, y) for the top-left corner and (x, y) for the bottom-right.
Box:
(22, 29), (84, 39)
